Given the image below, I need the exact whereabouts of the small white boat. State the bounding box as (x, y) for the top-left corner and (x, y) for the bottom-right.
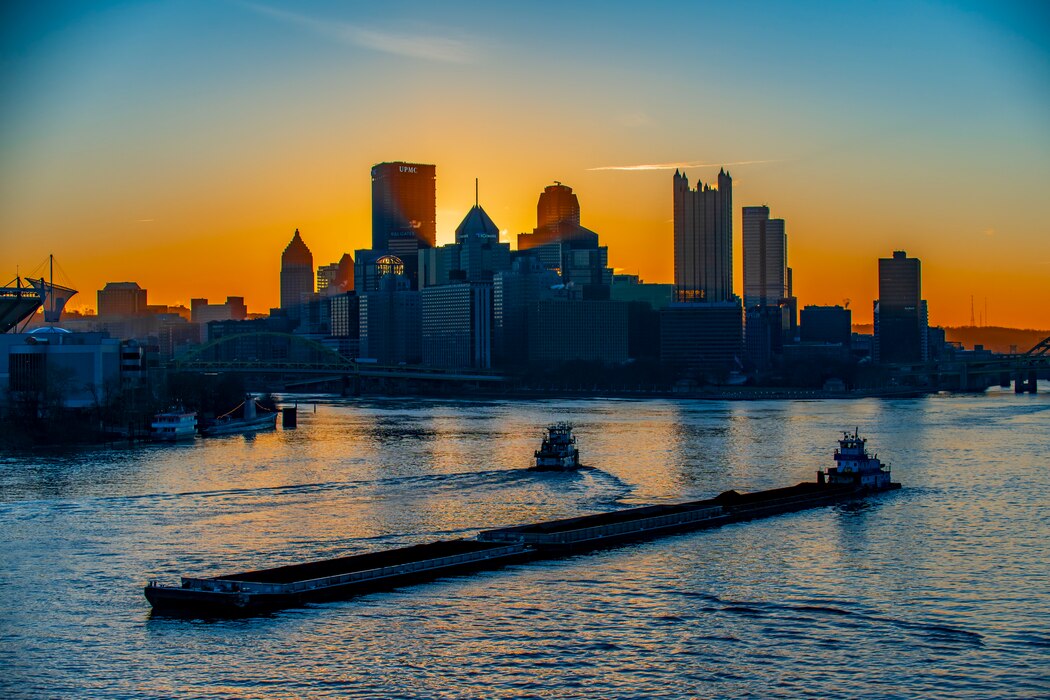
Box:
(151, 409), (197, 442)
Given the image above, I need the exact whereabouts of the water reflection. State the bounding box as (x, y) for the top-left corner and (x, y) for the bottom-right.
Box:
(1, 391), (1048, 698)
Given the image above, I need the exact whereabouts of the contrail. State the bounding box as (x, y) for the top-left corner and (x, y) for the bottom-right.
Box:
(239, 1), (476, 63)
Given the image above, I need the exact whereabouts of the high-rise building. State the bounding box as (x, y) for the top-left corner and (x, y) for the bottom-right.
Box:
(800, 305), (852, 346)
(454, 203), (511, 284)
(317, 254), (354, 296)
(493, 256), (561, 368)
(536, 182), (581, 229)
(610, 274), (674, 310)
(97, 282), (147, 318)
(280, 229), (314, 311)
(874, 250), (928, 364)
(673, 169), (733, 303)
(516, 182), (612, 299)
(742, 206), (788, 309)
(518, 183), (601, 272)
(371, 162), (436, 289)
(660, 301), (743, 372)
(359, 274), (421, 364)
(528, 299), (629, 366)
(421, 283), (492, 369)
(354, 251), (405, 294)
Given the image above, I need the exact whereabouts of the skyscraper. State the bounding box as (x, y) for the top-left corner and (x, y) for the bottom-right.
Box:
(371, 162), (436, 289)
(97, 282), (147, 318)
(518, 182), (597, 269)
(673, 169), (732, 303)
(742, 206), (788, 309)
(280, 228), (314, 311)
(874, 250), (928, 363)
(517, 182), (611, 299)
(536, 182), (580, 229)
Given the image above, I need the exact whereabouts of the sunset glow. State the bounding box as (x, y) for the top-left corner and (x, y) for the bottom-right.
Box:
(2, 1), (1048, 326)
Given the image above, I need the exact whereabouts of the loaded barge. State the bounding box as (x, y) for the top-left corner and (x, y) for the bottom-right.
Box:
(146, 430), (899, 616)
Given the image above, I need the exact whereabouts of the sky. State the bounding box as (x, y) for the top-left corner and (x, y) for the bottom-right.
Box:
(2, 0), (1048, 327)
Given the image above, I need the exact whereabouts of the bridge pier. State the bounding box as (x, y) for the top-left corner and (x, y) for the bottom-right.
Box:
(999, 372), (1011, 388)
(1014, 371), (1039, 393)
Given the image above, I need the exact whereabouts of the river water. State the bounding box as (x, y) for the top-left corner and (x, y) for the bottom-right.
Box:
(1, 389), (1048, 698)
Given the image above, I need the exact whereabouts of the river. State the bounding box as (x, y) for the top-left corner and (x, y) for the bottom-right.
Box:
(1, 389), (1048, 698)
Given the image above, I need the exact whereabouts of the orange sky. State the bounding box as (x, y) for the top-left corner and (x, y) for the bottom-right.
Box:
(2, 2), (1048, 327)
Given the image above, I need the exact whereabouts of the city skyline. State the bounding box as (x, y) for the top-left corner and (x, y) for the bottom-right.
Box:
(2, 1), (1049, 327)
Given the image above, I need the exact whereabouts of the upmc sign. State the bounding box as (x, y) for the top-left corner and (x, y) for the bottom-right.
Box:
(399, 166), (417, 174)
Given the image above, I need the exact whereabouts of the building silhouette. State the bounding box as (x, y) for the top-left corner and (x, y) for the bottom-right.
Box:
(660, 302), (743, 373)
(529, 299), (629, 366)
(493, 256), (561, 368)
(663, 169), (742, 372)
(359, 274), (421, 364)
(517, 183), (610, 298)
(421, 283), (492, 369)
(317, 253), (354, 296)
(371, 162), (436, 289)
(97, 282), (147, 318)
(874, 250), (928, 363)
(742, 205), (795, 370)
(280, 229), (314, 312)
(673, 169), (733, 303)
(354, 252), (405, 294)
(742, 206), (787, 308)
(420, 199), (512, 288)
(800, 305), (852, 346)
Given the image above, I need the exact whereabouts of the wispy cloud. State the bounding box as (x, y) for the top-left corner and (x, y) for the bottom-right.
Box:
(588, 159), (778, 172)
(240, 2), (476, 63)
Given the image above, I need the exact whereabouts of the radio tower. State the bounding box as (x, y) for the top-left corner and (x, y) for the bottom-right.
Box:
(970, 295), (976, 327)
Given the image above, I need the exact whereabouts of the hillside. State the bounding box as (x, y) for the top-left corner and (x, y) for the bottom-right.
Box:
(852, 325), (1049, 355)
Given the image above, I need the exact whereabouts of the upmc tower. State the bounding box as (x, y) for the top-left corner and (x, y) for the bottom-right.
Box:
(371, 162), (437, 288)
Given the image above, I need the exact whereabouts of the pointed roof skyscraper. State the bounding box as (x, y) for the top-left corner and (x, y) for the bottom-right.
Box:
(282, 228), (313, 267)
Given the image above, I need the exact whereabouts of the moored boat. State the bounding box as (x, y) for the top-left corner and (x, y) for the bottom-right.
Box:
(200, 395), (278, 436)
(150, 409), (197, 442)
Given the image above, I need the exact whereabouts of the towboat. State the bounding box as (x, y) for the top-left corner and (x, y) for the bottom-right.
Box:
(145, 429), (900, 615)
(531, 422), (582, 470)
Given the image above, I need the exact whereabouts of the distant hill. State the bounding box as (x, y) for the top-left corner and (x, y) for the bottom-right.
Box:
(852, 325), (1049, 354)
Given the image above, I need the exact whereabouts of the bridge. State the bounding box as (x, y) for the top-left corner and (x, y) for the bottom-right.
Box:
(881, 335), (1049, 393)
(171, 332), (506, 392)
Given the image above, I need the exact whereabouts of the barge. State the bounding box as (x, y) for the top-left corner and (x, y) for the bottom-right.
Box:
(146, 540), (529, 615)
(146, 430), (899, 616)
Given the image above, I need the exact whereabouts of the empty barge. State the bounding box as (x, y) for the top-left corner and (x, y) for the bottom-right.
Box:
(146, 430), (900, 616)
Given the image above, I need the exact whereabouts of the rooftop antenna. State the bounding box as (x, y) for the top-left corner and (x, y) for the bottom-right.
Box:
(475, 178), (478, 207)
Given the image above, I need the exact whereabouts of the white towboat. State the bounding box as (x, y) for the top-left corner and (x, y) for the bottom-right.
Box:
(532, 423), (582, 470)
